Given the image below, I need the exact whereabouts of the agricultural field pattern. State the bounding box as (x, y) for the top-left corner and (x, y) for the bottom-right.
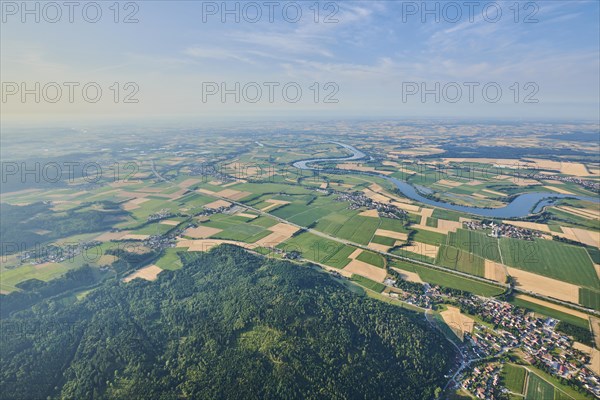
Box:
(1, 121), (599, 399)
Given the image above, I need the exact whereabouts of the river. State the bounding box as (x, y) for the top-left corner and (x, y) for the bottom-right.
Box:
(292, 142), (599, 218)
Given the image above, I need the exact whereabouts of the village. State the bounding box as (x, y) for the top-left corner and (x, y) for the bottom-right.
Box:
(463, 220), (543, 241)
(378, 271), (599, 399)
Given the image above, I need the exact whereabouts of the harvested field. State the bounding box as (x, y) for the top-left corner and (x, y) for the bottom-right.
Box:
(507, 268), (580, 303)
(437, 219), (462, 233)
(348, 248), (363, 259)
(440, 306), (475, 341)
(391, 267), (424, 283)
(159, 220), (181, 226)
(502, 220), (552, 233)
(419, 208), (434, 225)
(252, 223), (299, 247)
(261, 199), (290, 212)
(204, 199), (232, 209)
(559, 227), (600, 248)
(544, 186), (576, 195)
(362, 189), (391, 204)
(359, 209), (379, 218)
(123, 265), (162, 283)
(484, 260), (507, 283)
(122, 197), (150, 210)
(215, 189), (252, 200)
(414, 219), (461, 235)
(236, 212), (258, 219)
(375, 229), (408, 241)
(572, 342), (600, 375)
(121, 234), (150, 241)
(436, 179), (462, 187)
(391, 201), (421, 213)
(590, 317), (600, 349)
(515, 295), (591, 320)
(367, 242), (391, 252)
(343, 259), (387, 282)
(184, 226), (223, 239)
(94, 231), (130, 241)
(558, 206), (600, 220)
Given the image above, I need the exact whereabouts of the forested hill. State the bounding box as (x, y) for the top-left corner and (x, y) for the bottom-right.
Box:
(1, 245), (456, 400)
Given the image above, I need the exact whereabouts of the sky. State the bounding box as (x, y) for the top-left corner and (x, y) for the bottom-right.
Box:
(1, 0), (599, 122)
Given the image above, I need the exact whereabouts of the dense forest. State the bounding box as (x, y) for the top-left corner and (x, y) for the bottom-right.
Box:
(0, 245), (456, 399)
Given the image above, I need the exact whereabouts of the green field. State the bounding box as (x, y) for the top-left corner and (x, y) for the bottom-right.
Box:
(334, 215), (380, 245)
(525, 373), (554, 400)
(412, 228), (447, 246)
(447, 229), (501, 262)
(350, 274), (385, 293)
(579, 288), (600, 311)
(436, 245), (485, 277)
(278, 232), (355, 268)
(393, 260), (505, 297)
(356, 250), (385, 268)
(502, 364), (527, 395)
(155, 248), (184, 270)
(500, 238), (599, 289)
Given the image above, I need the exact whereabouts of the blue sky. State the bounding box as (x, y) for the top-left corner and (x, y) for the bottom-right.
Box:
(2, 0), (599, 122)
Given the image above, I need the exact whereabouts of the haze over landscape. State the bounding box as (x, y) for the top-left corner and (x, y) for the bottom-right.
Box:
(1, 1), (599, 399)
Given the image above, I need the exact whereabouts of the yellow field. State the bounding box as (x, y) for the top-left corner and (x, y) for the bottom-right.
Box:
(184, 226), (222, 239)
(121, 234), (150, 241)
(572, 342), (600, 375)
(507, 268), (580, 303)
(440, 306), (475, 341)
(343, 259), (387, 282)
(515, 295), (591, 320)
(484, 260), (507, 283)
(123, 265), (163, 283)
(391, 267), (424, 283)
(359, 209), (379, 218)
(203, 199), (232, 209)
(159, 220), (180, 226)
(375, 229), (408, 241)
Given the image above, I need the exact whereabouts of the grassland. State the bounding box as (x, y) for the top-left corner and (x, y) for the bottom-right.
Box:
(277, 232), (355, 268)
(578, 287), (600, 311)
(356, 250), (385, 268)
(350, 274), (386, 292)
(525, 373), (554, 400)
(393, 260), (505, 297)
(502, 364), (527, 395)
(435, 245), (485, 277)
(500, 238), (599, 289)
(447, 229), (502, 262)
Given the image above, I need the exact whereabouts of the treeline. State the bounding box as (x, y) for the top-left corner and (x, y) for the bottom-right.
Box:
(1, 201), (128, 255)
(556, 321), (594, 346)
(1, 245), (456, 399)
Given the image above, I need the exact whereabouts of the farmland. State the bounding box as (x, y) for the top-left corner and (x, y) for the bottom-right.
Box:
(500, 238), (599, 289)
(502, 364), (527, 395)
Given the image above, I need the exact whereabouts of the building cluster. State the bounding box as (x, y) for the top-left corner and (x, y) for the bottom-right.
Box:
(148, 209), (176, 222)
(463, 220), (542, 240)
(456, 297), (599, 398)
(16, 241), (102, 266)
(334, 191), (407, 219)
(529, 173), (600, 192)
(461, 364), (502, 399)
